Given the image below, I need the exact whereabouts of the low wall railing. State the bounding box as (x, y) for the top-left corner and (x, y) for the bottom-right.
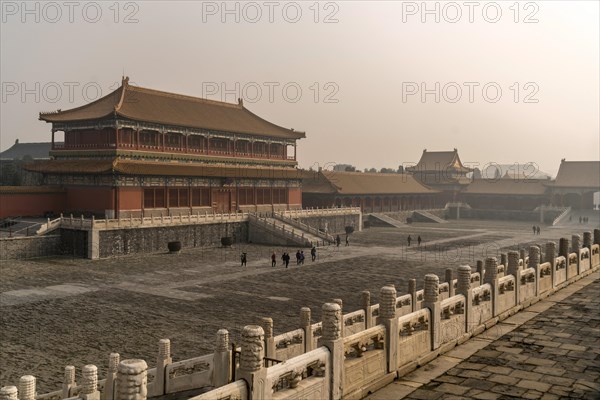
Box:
(4, 231), (599, 400)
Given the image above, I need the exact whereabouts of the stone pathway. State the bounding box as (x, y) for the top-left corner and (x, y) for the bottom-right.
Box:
(368, 272), (600, 400)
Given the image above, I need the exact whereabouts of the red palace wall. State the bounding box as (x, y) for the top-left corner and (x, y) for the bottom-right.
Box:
(118, 187), (143, 212)
(0, 189), (66, 218)
(288, 188), (302, 206)
(66, 186), (114, 214)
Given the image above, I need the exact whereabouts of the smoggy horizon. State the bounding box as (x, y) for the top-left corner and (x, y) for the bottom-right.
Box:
(1, 1), (598, 176)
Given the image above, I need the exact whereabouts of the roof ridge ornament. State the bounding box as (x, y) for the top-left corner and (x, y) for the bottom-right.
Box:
(115, 77), (129, 112)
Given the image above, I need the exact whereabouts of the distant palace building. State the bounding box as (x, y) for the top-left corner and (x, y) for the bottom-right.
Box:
(461, 172), (549, 210)
(549, 160), (600, 209)
(406, 149), (473, 204)
(21, 77), (304, 218)
(301, 170), (438, 212)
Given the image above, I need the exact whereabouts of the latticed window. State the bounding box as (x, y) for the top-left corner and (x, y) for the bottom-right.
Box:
(238, 188), (254, 205)
(256, 188), (271, 204)
(272, 188), (287, 204)
(168, 188), (189, 207)
(143, 188), (165, 208)
(191, 188), (211, 207)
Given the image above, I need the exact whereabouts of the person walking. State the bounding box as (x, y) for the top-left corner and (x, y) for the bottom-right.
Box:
(271, 252), (277, 267)
(417, 235), (422, 246)
(282, 252), (290, 268)
(407, 235), (412, 246)
(300, 250), (305, 265)
(536, 226), (541, 235)
(336, 235), (341, 247)
(240, 252), (247, 267)
(296, 250), (301, 265)
(311, 246), (317, 261)
(345, 235), (350, 246)
(532, 225), (536, 234)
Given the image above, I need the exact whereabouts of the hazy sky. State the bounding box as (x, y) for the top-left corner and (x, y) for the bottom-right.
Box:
(1, 1), (598, 176)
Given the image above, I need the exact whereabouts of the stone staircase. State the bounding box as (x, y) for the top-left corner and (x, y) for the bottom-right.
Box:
(412, 210), (448, 223)
(273, 212), (335, 243)
(248, 214), (327, 247)
(369, 213), (405, 228)
(36, 217), (62, 235)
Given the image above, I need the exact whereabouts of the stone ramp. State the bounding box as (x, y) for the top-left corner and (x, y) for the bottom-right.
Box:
(272, 212), (335, 243)
(413, 210), (448, 223)
(248, 214), (324, 247)
(370, 213), (405, 228)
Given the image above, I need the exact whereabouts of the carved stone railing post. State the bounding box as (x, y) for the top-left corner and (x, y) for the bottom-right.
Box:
(103, 354), (119, 400)
(213, 329), (230, 388)
(528, 246), (540, 297)
(583, 231), (592, 251)
(572, 234), (581, 274)
(361, 291), (372, 328)
(260, 317), (275, 358)
(408, 279), (417, 311)
(151, 339), (172, 397)
(476, 260), (484, 283)
(300, 307), (313, 352)
(62, 366), (76, 399)
(500, 253), (507, 270)
(332, 299), (343, 336)
(594, 229), (600, 245)
(519, 249), (526, 263)
(18, 376), (35, 400)
(545, 242), (556, 288)
(0, 386), (17, 400)
(423, 275), (441, 349)
(445, 268), (454, 297)
(322, 303), (343, 400)
(485, 258), (499, 316)
(239, 325), (266, 399)
(116, 359), (148, 400)
(380, 285), (398, 374)
(508, 251), (521, 305)
(81, 365), (100, 400)
(559, 237), (569, 258)
(456, 265), (472, 333)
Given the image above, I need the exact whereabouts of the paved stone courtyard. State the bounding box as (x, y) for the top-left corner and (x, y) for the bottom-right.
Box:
(0, 219), (595, 392)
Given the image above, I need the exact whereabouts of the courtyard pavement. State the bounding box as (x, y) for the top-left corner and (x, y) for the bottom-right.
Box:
(0, 219), (597, 393)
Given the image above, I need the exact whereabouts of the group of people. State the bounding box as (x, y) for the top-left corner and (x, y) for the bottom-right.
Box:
(335, 234), (350, 247)
(243, 246), (319, 268)
(532, 225), (541, 235)
(568, 216), (590, 224)
(406, 235), (422, 246)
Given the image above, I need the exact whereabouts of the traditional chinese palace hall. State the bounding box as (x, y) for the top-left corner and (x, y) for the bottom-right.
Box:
(24, 77), (304, 218)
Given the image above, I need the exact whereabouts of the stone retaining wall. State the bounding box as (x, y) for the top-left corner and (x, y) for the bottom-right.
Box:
(97, 221), (249, 258)
(0, 235), (61, 260)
